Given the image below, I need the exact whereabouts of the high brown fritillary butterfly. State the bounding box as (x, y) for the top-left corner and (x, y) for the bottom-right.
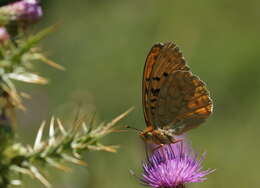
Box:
(139, 42), (213, 145)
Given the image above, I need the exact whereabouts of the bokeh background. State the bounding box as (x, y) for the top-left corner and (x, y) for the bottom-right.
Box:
(15, 0), (260, 187)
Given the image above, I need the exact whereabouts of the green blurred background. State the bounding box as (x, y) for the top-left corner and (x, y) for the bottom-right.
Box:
(15, 0), (260, 187)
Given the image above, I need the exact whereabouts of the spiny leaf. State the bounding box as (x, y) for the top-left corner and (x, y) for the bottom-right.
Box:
(11, 25), (57, 63)
(8, 72), (48, 84)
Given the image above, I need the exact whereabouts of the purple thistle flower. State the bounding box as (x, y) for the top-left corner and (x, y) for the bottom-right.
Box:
(0, 27), (9, 43)
(141, 141), (214, 188)
(0, 0), (42, 23)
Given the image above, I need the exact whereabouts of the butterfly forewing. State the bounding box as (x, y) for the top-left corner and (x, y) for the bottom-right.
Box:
(142, 42), (212, 134)
(143, 42), (189, 126)
(142, 43), (164, 126)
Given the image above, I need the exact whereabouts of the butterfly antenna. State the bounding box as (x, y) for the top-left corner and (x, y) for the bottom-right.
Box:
(125, 125), (142, 132)
(111, 128), (129, 133)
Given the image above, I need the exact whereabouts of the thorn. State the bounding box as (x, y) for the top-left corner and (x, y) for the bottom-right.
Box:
(49, 116), (55, 145)
(61, 154), (88, 167)
(10, 180), (21, 186)
(82, 122), (88, 132)
(10, 165), (33, 177)
(39, 55), (65, 71)
(57, 118), (67, 135)
(34, 121), (45, 150)
(20, 92), (31, 99)
(45, 157), (71, 172)
(72, 113), (88, 131)
(106, 107), (134, 129)
(26, 144), (33, 152)
(88, 145), (119, 153)
(72, 150), (81, 159)
(29, 165), (51, 188)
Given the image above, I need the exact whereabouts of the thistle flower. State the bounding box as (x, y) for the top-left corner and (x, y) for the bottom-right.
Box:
(0, 0), (42, 24)
(141, 141), (214, 188)
(0, 27), (9, 43)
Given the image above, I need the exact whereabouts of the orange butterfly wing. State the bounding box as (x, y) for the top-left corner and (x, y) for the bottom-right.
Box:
(142, 42), (212, 134)
(153, 71), (212, 134)
(142, 43), (164, 126)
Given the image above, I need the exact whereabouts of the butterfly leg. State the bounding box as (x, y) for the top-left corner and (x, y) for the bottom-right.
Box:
(166, 137), (184, 158)
(144, 141), (150, 160)
(152, 144), (164, 152)
(150, 138), (183, 153)
(166, 135), (183, 145)
(151, 144), (169, 160)
(172, 138), (183, 144)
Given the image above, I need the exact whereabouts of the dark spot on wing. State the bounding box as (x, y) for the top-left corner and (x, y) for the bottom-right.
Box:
(152, 77), (160, 81)
(150, 98), (157, 103)
(151, 88), (160, 96)
(163, 72), (168, 77)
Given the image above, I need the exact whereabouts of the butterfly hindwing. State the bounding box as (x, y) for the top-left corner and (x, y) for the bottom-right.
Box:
(152, 71), (212, 134)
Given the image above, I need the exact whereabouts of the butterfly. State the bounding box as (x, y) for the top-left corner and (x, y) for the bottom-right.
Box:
(139, 42), (213, 145)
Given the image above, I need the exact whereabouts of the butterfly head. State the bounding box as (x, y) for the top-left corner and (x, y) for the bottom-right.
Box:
(139, 133), (157, 145)
(139, 129), (154, 141)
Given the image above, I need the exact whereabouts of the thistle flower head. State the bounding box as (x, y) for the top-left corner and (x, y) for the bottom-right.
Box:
(141, 141), (214, 188)
(0, 0), (42, 24)
(0, 27), (9, 43)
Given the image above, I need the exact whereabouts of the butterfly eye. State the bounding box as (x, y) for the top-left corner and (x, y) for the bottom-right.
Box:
(147, 132), (153, 137)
